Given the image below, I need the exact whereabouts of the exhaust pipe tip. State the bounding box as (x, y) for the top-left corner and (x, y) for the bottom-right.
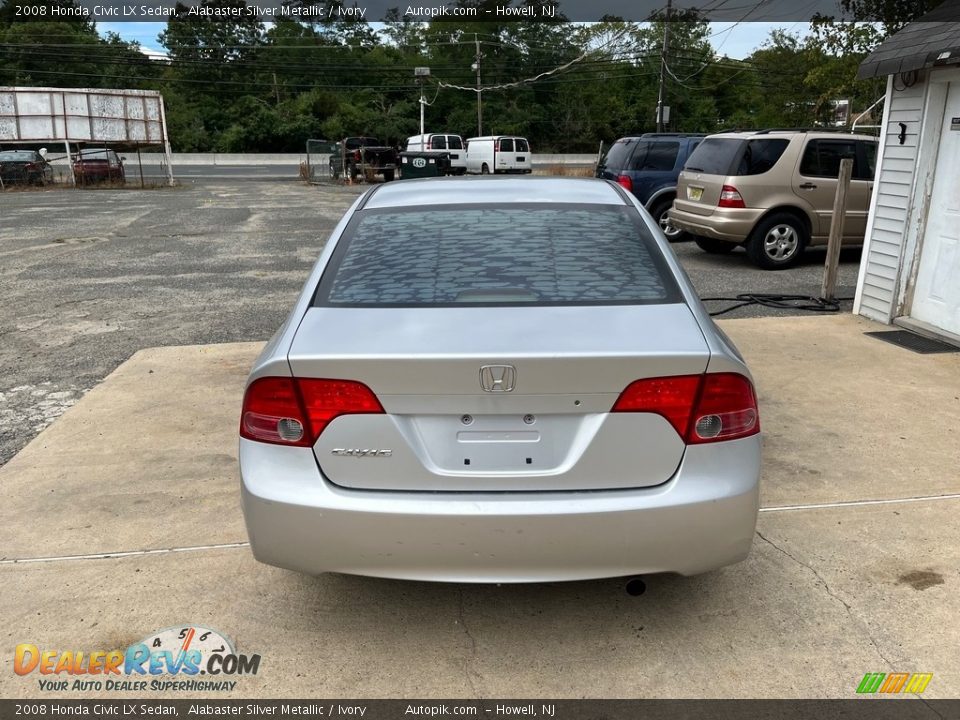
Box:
(625, 577), (647, 596)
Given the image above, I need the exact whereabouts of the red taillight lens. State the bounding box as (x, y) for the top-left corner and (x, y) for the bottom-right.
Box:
(718, 184), (745, 208)
(240, 377), (383, 446)
(612, 373), (759, 444)
(353, 150), (361, 162)
(688, 372), (759, 444)
(616, 174), (633, 193)
(612, 375), (701, 437)
(494, 140), (500, 151)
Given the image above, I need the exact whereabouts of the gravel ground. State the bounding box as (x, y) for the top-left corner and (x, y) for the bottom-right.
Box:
(0, 180), (861, 466)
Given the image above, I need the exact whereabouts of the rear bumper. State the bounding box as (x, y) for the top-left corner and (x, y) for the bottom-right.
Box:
(668, 206), (763, 243)
(240, 434), (761, 583)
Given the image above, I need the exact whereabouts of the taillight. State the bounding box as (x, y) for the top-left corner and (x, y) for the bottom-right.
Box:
(25, 162), (38, 171)
(616, 174), (633, 193)
(426, 140), (432, 149)
(494, 140), (500, 151)
(240, 377), (383, 447)
(353, 150), (361, 162)
(718, 184), (746, 209)
(612, 373), (759, 444)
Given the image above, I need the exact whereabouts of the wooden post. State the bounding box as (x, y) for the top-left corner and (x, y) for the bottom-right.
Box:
(821, 157), (853, 301)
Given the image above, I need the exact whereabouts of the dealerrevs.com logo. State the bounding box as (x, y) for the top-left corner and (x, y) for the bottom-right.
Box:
(14, 625), (260, 692)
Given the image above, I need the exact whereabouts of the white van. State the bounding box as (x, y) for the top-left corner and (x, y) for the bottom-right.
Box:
(464, 136), (533, 175)
(405, 133), (466, 174)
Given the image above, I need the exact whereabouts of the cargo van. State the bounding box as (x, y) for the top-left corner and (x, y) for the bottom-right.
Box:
(405, 133), (466, 174)
(465, 136), (533, 174)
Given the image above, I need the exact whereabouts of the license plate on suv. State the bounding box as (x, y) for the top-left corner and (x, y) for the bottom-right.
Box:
(687, 186), (704, 201)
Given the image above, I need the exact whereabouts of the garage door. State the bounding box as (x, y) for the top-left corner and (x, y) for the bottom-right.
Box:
(911, 82), (960, 336)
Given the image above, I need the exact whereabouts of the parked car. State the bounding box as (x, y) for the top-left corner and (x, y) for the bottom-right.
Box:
(0, 149), (54, 186)
(329, 137), (398, 182)
(596, 133), (706, 241)
(465, 136), (533, 174)
(73, 148), (125, 184)
(406, 133), (467, 175)
(669, 130), (878, 268)
(239, 176), (761, 583)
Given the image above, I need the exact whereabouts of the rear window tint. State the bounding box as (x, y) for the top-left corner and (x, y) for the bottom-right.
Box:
(516, 138), (529, 152)
(599, 139), (637, 172)
(685, 137), (788, 176)
(733, 139), (789, 175)
(431, 136), (447, 149)
(316, 205), (681, 307)
(633, 141), (680, 171)
(499, 138), (514, 152)
(684, 138), (744, 175)
(800, 140), (857, 177)
(448, 136), (464, 150)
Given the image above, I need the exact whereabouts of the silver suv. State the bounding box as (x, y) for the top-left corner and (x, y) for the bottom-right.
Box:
(669, 130), (878, 269)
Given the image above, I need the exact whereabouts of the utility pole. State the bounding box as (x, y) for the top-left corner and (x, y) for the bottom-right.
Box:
(655, 0), (672, 133)
(414, 67), (431, 136)
(473, 34), (483, 136)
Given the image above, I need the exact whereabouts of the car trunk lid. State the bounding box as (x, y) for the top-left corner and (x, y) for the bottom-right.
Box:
(288, 304), (710, 492)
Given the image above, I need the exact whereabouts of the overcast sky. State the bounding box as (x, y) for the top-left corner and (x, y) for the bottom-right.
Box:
(97, 21), (811, 60)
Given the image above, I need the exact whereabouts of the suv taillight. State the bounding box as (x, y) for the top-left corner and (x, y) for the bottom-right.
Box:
(612, 373), (759, 444)
(718, 185), (746, 209)
(240, 377), (384, 447)
(616, 174), (633, 193)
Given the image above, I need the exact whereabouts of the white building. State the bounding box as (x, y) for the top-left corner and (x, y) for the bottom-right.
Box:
(854, 8), (960, 345)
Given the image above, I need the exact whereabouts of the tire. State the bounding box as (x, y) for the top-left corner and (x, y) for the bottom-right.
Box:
(349, 164), (359, 180)
(481, 163), (490, 175)
(694, 235), (737, 254)
(746, 212), (808, 269)
(382, 169), (395, 182)
(650, 198), (686, 242)
(329, 161), (339, 180)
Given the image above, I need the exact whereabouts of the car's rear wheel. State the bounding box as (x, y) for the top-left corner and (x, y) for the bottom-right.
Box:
(747, 213), (807, 269)
(694, 235), (736, 254)
(650, 198), (686, 242)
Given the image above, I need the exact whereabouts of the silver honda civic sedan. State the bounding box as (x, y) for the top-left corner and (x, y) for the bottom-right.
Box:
(240, 176), (761, 583)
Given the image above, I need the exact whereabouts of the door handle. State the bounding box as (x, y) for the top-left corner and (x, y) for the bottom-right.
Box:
(799, 182), (817, 190)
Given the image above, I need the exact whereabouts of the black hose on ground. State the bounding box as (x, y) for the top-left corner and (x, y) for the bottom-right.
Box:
(701, 293), (855, 317)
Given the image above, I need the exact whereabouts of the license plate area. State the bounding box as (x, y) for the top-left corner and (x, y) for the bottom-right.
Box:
(687, 186), (704, 201)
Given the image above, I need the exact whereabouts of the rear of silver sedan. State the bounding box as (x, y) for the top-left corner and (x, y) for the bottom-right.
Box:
(239, 177), (761, 583)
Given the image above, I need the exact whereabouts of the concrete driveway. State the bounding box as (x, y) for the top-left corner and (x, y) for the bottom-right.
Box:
(1, 314), (958, 699)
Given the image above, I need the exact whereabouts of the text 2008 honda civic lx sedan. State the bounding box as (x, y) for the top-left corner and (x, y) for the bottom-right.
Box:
(240, 176), (761, 583)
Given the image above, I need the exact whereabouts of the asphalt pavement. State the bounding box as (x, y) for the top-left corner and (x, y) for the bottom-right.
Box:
(0, 180), (861, 468)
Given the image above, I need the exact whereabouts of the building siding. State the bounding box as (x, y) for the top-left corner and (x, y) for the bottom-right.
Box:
(858, 76), (926, 322)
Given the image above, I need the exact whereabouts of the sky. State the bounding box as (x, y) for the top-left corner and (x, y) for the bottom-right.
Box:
(96, 21), (811, 60)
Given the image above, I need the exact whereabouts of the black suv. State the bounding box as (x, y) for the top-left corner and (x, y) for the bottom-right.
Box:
(596, 133), (706, 240)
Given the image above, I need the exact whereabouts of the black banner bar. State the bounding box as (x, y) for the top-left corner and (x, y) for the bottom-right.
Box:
(4, 0), (958, 23)
(2, 700), (960, 720)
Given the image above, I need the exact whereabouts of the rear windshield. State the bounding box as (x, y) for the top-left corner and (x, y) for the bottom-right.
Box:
(598, 139), (636, 171)
(516, 138), (529, 152)
(684, 137), (788, 176)
(315, 204), (681, 307)
(0, 151), (36, 161)
(448, 136), (464, 150)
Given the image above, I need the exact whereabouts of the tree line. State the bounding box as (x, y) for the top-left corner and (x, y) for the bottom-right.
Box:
(0, 0), (940, 153)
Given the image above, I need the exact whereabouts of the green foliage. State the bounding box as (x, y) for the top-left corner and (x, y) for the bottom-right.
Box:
(0, 5), (940, 152)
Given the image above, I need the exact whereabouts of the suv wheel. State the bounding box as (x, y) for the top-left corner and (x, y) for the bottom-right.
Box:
(694, 236), (736, 254)
(650, 199), (686, 242)
(747, 213), (807, 269)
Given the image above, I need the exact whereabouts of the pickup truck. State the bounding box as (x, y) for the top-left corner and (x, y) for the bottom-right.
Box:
(329, 137), (398, 182)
